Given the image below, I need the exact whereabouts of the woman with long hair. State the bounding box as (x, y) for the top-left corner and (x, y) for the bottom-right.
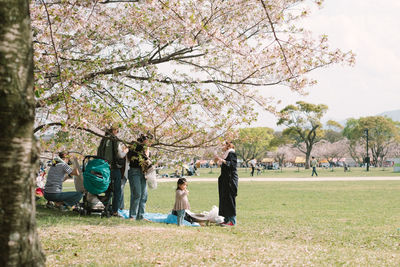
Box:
(214, 141), (238, 226)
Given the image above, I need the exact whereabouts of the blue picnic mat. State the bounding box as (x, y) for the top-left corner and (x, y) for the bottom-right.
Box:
(117, 210), (200, 227)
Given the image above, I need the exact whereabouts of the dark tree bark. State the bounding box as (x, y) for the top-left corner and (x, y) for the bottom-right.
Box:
(0, 1), (45, 266)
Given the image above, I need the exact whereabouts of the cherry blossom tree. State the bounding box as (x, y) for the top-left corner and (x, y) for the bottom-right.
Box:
(30, 0), (354, 157)
(0, 1), (356, 263)
(271, 145), (297, 169)
(387, 142), (400, 159)
(0, 1), (45, 265)
(313, 139), (348, 169)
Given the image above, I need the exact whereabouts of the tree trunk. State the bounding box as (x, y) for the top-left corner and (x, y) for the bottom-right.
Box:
(0, 1), (45, 266)
(305, 149), (311, 169)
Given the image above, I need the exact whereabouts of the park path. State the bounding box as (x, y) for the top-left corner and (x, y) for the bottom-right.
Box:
(158, 176), (400, 183)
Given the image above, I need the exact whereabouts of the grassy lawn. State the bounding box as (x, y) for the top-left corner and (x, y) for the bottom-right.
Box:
(37, 181), (400, 266)
(161, 166), (400, 178)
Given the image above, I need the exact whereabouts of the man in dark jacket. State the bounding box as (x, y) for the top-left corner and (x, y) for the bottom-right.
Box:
(97, 126), (127, 216)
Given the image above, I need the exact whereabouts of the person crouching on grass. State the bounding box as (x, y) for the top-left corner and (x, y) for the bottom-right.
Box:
(44, 152), (82, 211)
(173, 178), (190, 226)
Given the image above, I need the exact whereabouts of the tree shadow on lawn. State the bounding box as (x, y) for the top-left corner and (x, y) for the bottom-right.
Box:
(35, 198), (138, 228)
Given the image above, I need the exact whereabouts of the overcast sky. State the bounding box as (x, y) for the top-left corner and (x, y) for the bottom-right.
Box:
(253, 0), (400, 128)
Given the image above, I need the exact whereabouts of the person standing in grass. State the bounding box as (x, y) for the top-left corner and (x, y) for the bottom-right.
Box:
(127, 134), (152, 220)
(311, 156), (318, 177)
(173, 178), (190, 226)
(97, 125), (128, 217)
(249, 159), (256, 177)
(215, 141), (238, 226)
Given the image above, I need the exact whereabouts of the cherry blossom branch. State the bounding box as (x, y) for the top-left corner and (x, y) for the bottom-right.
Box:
(124, 74), (282, 87)
(40, 0), (71, 118)
(260, 0), (296, 81)
(34, 122), (103, 137)
(100, 0), (139, 3)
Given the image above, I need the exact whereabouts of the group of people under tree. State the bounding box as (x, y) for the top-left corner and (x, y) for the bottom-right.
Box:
(43, 126), (240, 226)
(44, 126), (152, 220)
(97, 126), (152, 219)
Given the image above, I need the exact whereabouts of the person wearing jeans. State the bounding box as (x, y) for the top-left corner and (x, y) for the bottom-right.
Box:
(173, 178), (190, 226)
(176, 210), (185, 226)
(44, 191), (82, 208)
(311, 156), (318, 177)
(119, 156), (129, 210)
(119, 175), (127, 210)
(127, 134), (151, 220)
(111, 168), (122, 214)
(128, 167), (148, 220)
(97, 126), (127, 216)
(44, 152), (82, 209)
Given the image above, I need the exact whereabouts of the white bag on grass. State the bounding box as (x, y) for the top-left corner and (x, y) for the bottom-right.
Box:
(145, 165), (157, 189)
(205, 205), (224, 224)
(186, 206), (225, 224)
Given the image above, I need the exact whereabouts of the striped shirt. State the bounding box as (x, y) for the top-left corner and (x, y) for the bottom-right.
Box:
(44, 163), (73, 193)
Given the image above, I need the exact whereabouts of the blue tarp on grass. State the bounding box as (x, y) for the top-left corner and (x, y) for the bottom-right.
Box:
(118, 209), (200, 227)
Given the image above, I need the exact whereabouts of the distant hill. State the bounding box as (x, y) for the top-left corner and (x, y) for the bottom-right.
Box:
(336, 109), (400, 127)
(378, 109), (400, 122)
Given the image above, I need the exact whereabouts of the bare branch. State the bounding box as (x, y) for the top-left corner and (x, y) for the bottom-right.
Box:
(260, 0), (296, 80)
(99, 0), (139, 3)
(40, 0), (70, 116)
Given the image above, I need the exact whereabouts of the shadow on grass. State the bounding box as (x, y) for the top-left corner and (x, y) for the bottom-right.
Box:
(35, 197), (138, 228)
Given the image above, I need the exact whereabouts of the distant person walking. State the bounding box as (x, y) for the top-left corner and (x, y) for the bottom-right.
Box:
(344, 162), (349, 172)
(311, 156), (318, 177)
(249, 159), (256, 177)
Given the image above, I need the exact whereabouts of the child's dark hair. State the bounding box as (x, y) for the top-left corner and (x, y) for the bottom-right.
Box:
(58, 151), (68, 159)
(176, 178), (187, 190)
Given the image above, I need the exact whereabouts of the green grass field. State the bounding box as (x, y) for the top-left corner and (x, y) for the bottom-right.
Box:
(161, 166), (400, 178)
(37, 180), (400, 266)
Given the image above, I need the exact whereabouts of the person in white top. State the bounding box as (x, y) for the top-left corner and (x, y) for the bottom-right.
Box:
(249, 159), (256, 176)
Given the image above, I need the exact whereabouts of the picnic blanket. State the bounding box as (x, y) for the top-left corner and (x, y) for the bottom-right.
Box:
(117, 206), (224, 227)
(117, 210), (200, 227)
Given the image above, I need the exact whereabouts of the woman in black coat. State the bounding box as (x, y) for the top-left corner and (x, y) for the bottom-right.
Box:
(215, 141), (238, 226)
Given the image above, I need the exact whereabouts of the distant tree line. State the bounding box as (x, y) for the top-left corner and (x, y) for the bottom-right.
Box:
(234, 102), (400, 169)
